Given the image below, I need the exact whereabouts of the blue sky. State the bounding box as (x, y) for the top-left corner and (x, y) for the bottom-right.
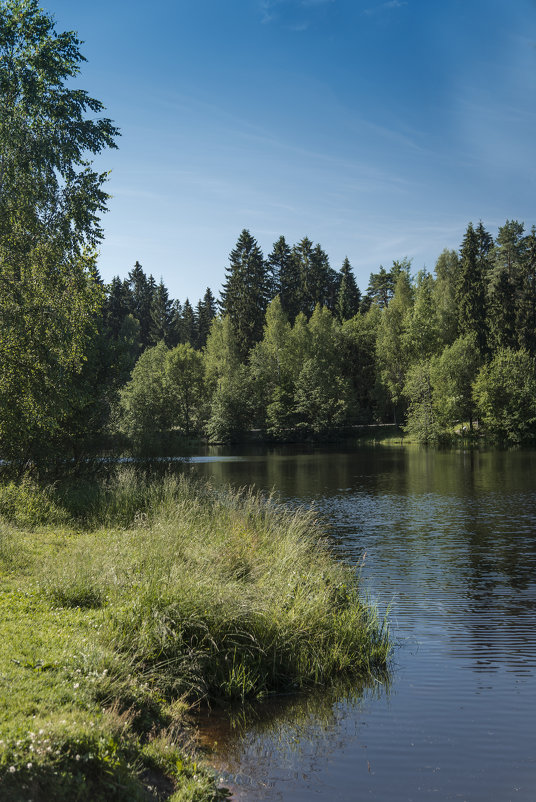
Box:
(45, 0), (535, 303)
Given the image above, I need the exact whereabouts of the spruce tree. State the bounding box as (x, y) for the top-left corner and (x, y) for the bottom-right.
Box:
(180, 298), (198, 347)
(149, 278), (173, 345)
(487, 268), (517, 351)
(295, 239), (335, 316)
(127, 261), (156, 349)
(291, 237), (314, 317)
(456, 222), (489, 353)
(269, 236), (301, 322)
(476, 221), (494, 277)
(360, 294), (373, 314)
(320, 246), (340, 313)
(266, 235), (287, 299)
(169, 299), (183, 348)
(104, 276), (132, 338)
(220, 230), (269, 359)
(487, 220), (525, 351)
(196, 288), (217, 348)
(336, 257), (361, 321)
(517, 226), (536, 354)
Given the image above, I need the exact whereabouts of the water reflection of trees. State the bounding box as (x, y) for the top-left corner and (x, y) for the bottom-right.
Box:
(186, 443), (536, 497)
(183, 447), (536, 676)
(195, 674), (389, 798)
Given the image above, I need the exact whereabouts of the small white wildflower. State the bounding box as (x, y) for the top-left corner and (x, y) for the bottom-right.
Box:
(38, 729), (45, 735)
(26, 763), (32, 769)
(9, 766), (16, 773)
(75, 754), (80, 761)
(73, 683), (80, 689)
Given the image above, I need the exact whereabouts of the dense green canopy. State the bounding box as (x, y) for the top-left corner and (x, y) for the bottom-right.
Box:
(0, 0), (118, 460)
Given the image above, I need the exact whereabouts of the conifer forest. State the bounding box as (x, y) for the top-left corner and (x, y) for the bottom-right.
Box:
(5, 218), (536, 461)
(95, 221), (536, 450)
(2, 0), (536, 463)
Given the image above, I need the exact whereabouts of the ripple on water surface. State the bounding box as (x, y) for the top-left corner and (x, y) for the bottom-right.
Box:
(188, 447), (536, 801)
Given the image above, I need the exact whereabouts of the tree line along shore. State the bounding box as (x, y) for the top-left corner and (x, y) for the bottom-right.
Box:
(2, 0), (535, 465)
(5, 216), (536, 461)
(2, 0), (536, 464)
(94, 219), (536, 453)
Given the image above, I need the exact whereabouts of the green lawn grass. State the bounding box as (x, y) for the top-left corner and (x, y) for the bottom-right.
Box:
(0, 470), (389, 800)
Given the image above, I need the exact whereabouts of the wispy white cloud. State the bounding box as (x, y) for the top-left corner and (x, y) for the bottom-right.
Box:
(362, 0), (407, 17)
(259, 0), (279, 24)
(452, 91), (536, 180)
(154, 88), (425, 196)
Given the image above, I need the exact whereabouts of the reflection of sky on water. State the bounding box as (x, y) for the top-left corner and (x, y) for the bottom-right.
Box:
(184, 447), (536, 801)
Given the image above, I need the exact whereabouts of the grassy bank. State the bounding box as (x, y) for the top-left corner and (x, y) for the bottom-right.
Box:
(0, 470), (389, 801)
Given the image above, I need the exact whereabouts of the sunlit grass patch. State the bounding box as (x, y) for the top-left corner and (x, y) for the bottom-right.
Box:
(0, 469), (389, 800)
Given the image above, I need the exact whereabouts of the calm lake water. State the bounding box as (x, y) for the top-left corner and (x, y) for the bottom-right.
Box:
(182, 446), (536, 801)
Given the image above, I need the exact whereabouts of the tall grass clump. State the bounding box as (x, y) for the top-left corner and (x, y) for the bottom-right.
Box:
(38, 471), (390, 703)
(0, 477), (68, 528)
(55, 466), (181, 528)
(0, 523), (18, 569)
(2, 468), (389, 800)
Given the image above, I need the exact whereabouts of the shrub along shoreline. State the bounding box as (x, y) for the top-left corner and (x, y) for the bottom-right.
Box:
(0, 470), (390, 801)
